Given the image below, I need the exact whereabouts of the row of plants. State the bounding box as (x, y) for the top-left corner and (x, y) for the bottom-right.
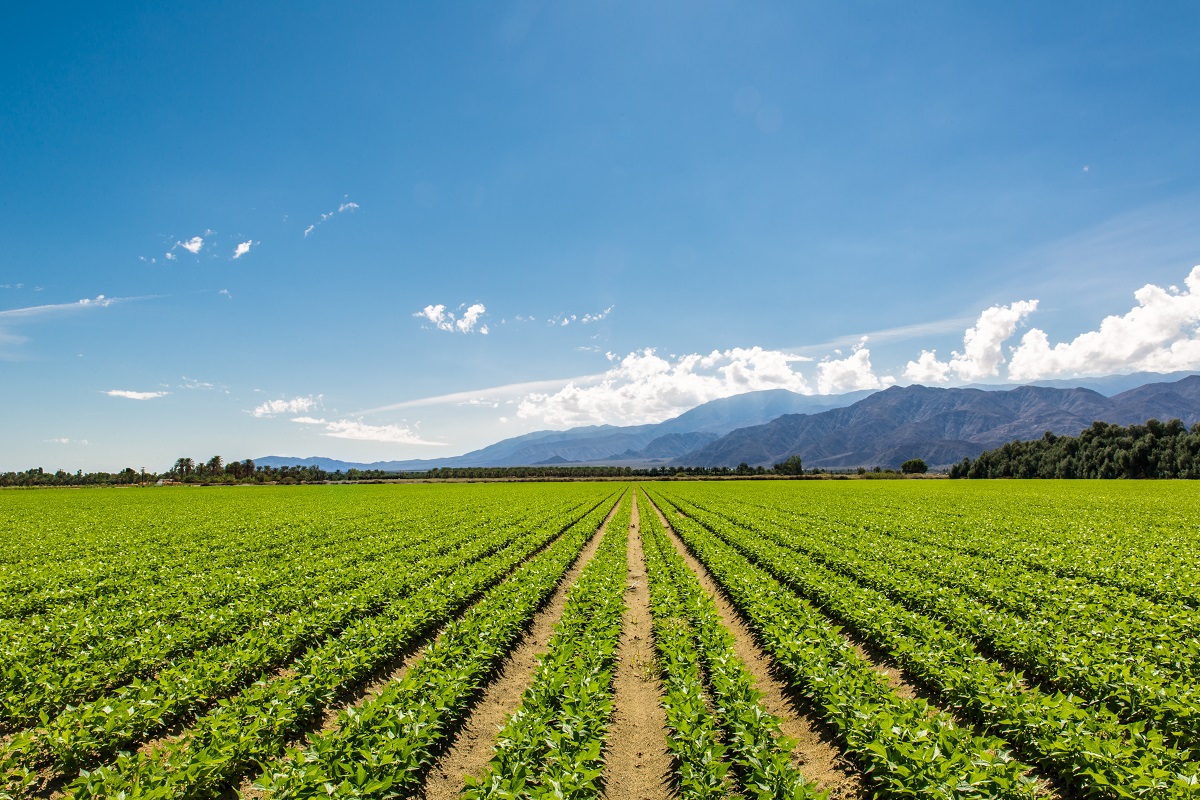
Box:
(638, 490), (824, 799)
(6, 490), (618, 799)
(655, 488), (1200, 798)
(714, 481), (1200, 610)
(691, 494), (1200, 751)
(461, 490), (632, 798)
(247, 494), (625, 799)
(641, 488), (1042, 800)
(1, 515), (476, 728)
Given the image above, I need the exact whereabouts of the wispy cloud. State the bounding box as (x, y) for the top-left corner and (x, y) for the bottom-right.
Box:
(232, 240), (256, 259)
(106, 389), (169, 400)
(414, 303), (489, 334)
(252, 395), (321, 417)
(303, 198), (360, 238)
(547, 305), (615, 327)
(359, 376), (597, 414)
(0, 294), (123, 320)
(290, 415), (445, 445)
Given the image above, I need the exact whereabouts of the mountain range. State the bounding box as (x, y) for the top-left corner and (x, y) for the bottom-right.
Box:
(256, 372), (1200, 472)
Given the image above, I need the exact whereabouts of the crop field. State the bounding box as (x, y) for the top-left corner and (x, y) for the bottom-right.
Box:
(1, 481), (1198, 799)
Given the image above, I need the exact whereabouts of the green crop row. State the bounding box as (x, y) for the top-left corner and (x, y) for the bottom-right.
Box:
(687, 494), (1200, 756)
(642, 487), (1041, 800)
(462, 490), (631, 798)
(638, 490), (825, 800)
(656, 488), (1200, 798)
(1, 498), (585, 793)
(57, 490), (620, 800)
(249, 493), (623, 799)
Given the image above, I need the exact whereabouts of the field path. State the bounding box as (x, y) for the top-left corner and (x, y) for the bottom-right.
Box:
(600, 494), (672, 800)
(647, 493), (865, 798)
(417, 498), (622, 799)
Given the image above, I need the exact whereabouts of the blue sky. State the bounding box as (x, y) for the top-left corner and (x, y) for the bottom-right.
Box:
(4, 2), (1200, 470)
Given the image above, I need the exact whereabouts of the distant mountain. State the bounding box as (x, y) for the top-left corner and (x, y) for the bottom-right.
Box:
(678, 375), (1200, 469)
(256, 388), (871, 471)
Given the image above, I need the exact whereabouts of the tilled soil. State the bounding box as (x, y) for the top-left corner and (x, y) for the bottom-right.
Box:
(599, 496), (673, 800)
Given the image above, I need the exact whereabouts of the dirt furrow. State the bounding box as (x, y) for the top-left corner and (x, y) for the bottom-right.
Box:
(646, 496), (864, 798)
(600, 495), (672, 800)
(415, 500), (621, 799)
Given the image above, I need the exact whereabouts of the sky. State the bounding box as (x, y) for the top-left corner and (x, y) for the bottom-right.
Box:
(3, 1), (1200, 471)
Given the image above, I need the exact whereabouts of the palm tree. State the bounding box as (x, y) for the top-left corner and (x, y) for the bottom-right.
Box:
(207, 455), (224, 475)
(174, 457), (194, 477)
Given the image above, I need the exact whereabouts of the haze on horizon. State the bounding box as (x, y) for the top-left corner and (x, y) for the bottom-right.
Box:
(3, 2), (1200, 471)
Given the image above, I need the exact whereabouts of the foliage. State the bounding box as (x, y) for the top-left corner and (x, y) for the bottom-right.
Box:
(899, 458), (927, 474)
(950, 418), (1200, 478)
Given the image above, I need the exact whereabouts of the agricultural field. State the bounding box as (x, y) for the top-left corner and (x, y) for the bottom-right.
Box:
(1, 481), (1198, 799)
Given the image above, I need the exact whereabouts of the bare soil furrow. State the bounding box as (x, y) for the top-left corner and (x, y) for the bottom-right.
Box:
(415, 500), (621, 800)
(646, 496), (864, 799)
(600, 496), (672, 800)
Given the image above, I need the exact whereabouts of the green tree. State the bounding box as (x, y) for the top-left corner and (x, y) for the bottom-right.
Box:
(773, 454), (804, 475)
(901, 458), (928, 474)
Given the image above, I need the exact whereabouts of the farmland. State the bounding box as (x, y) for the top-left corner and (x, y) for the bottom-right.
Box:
(1, 481), (1199, 799)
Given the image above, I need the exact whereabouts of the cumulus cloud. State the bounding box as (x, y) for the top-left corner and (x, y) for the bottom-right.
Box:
(415, 303), (489, 334)
(290, 415), (445, 445)
(903, 350), (953, 384)
(901, 300), (1038, 383)
(517, 346), (814, 427)
(176, 236), (204, 255)
(252, 395), (320, 417)
(106, 389), (169, 400)
(816, 340), (894, 393)
(232, 240), (255, 259)
(1008, 265), (1200, 380)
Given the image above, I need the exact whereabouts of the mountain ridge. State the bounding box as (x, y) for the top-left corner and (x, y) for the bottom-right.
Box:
(256, 372), (1200, 472)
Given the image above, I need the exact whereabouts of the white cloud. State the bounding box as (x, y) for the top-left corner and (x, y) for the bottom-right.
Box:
(232, 240), (255, 259)
(304, 199), (359, 238)
(106, 389), (169, 400)
(323, 419), (444, 444)
(901, 300), (1038, 383)
(46, 438), (71, 444)
(164, 252), (176, 261)
(414, 302), (488, 334)
(252, 395), (320, 417)
(290, 415), (444, 445)
(176, 236), (204, 255)
(517, 346), (814, 427)
(581, 306), (614, 324)
(816, 339), (894, 393)
(219, 288), (232, 299)
(903, 350), (952, 384)
(1008, 265), (1200, 380)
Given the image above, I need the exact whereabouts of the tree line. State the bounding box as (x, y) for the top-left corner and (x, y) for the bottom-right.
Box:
(2, 451), (946, 487)
(949, 418), (1200, 479)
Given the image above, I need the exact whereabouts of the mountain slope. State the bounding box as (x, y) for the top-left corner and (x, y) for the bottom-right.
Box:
(257, 387), (869, 470)
(679, 376), (1200, 469)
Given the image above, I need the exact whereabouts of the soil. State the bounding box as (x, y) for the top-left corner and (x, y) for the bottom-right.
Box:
(600, 494), (673, 800)
(416, 500), (621, 799)
(644, 495), (865, 799)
